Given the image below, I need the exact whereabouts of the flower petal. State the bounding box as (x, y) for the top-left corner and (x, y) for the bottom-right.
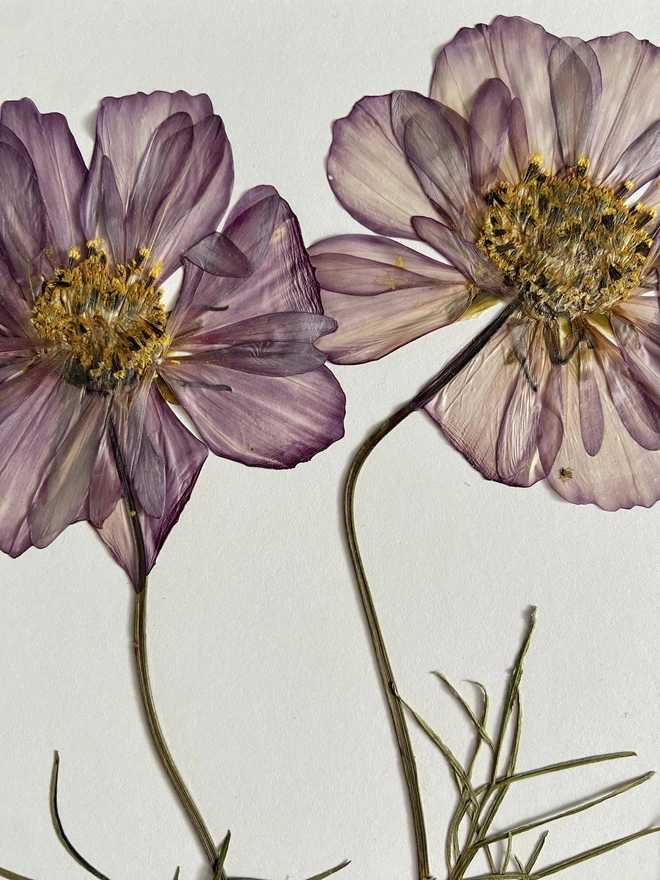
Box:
(588, 32), (660, 182)
(424, 317), (549, 487)
(0, 98), (86, 264)
(602, 120), (660, 192)
(0, 360), (84, 556)
(548, 38), (602, 168)
(160, 361), (345, 469)
(411, 216), (505, 292)
(309, 234), (471, 363)
(431, 16), (560, 170)
(95, 388), (208, 589)
(182, 312), (336, 351)
(0, 141), (47, 297)
(393, 91), (479, 235)
(184, 340), (327, 376)
(327, 94), (443, 238)
(544, 331), (660, 509)
(468, 79), (513, 191)
(82, 91), (232, 278)
(172, 189), (322, 342)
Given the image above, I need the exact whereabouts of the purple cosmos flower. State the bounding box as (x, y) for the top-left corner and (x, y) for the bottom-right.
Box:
(310, 16), (660, 510)
(0, 91), (345, 588)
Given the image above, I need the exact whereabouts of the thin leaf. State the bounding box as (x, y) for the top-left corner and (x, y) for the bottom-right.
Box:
(526, 831), (549, 873)
(500, 833), (513, 873)
(432, 673), (494, 750)
(172, 870), (180, 880)
(532, 825), (660, 877)
(476, 771), (655, 848)
(228, 862), (350, 880)
(49, 752), (112, 880)
(0, 869), (40, 880)
(214, 830), (231, 879)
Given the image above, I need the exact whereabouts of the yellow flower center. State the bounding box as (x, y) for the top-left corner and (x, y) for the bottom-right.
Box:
(477, 155), (654, 320)
(31, 242), (170, 391)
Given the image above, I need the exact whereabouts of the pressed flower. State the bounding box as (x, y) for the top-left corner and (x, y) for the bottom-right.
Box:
(0, 91), (345, 588)
(311, 16), (660, 510)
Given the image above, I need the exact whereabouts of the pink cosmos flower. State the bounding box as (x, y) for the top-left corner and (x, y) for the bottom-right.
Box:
(0, 91), (345, 588)
(310, 16), (660, 510)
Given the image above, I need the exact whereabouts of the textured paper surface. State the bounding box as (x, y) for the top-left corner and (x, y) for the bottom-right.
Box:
(0, 0), (658, 877)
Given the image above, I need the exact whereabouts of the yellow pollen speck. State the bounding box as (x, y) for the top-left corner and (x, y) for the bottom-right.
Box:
(395, 256), (404, 268)
(68, 247), (81, 261)
(558, 467), (573, 482)
(387, 276), (396, 290)
(477, 156), (653, 321)
(30, 242), (170, 391)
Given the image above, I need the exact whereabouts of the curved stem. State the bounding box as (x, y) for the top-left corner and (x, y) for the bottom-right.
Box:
(343, 300), (519, 880)
(108, 419), (223, 877)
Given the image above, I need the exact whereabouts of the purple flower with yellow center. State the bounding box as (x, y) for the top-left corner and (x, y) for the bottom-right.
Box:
(0, 91), (345, 588)
(311, 16), (660, 510)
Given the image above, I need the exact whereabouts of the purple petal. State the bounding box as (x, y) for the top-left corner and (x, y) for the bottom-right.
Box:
(468, 79), (512, 191)
(392, 91), (479, 236)
(548, 38), (602, 168)
(182, 313), (336, 351)
(171, 190), (321, 342)
(424, 317), (548, 487)
(431, 16), (560, 171)
(95, 388), (208, 589)
(183, 340), (327, 376)
(29, 394), (110, 548)
(327, 94), (444, 238)
(0, 256), (33, 336)
(185, 232), (252, 277)
(82, 91), (232, 278)
(0, 359), (83, 556)
(0, 141), (47, 297)
(160, 361), (345, 469)
(0, 98), (86, 265)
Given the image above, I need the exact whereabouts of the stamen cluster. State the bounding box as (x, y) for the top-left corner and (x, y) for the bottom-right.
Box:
(31, 242), (170, 391)
(477, 156), (654, 320)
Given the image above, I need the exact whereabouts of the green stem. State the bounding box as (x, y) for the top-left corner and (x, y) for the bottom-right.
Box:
(343, 301), (518, 880)
(108, 418), (223, 877)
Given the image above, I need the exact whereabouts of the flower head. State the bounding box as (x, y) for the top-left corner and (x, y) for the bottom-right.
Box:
(0, 91), (345, 587)
(311, 17), (660, 510)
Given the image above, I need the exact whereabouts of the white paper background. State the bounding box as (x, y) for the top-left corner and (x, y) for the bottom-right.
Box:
(0, 0), (658, 878)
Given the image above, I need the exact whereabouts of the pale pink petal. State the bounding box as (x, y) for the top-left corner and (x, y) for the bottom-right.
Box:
(159, 361), (345, 469)
(424, 318), (549, 487)
(588, 33), (660, 182)
(601, 120), (660, 192)
(327, 94), (444, 238)
(95, 388), (208, 589)
(411, 216), (505, 292)
(309, 233), (471, 363)
(545, 331), (660, 509)
(182, 313), (336, 352)
(577, 341), (604, 456)
(0, 98), (86, 264)
(548, 38), (602, 168)
(431, 16), (560, 170)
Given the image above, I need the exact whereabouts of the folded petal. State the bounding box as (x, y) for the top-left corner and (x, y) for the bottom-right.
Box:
(82, 91), (232, 277)
(183, 340), (327, 376)
(468, 79), (513, 191)
(171, 189), (322, 342)
(159, 361), (345, 469)
(0, 99), (86, 264)
(181, 312), (336, 352)
(393, 91), (479, 235)
(424, 317), (549, 487)
(548, 38), (602, 168)
(0, 141), (48, 298)
(431, 16), (560, 170)
(95, 388), (208, 589)
(327, 94), (444, 238)
(602, 120), (660, 192)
